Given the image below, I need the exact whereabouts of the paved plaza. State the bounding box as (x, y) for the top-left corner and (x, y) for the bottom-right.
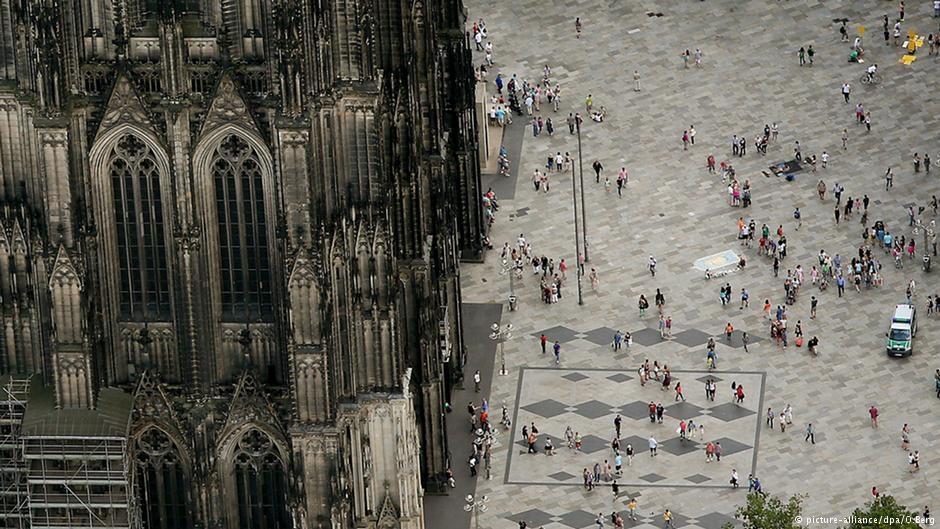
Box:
(454, 0), (940, 527)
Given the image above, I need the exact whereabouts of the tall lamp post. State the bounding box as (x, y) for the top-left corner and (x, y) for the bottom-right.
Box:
(464, 494), (488, 529)
(570, 161), (585, 305)
(500, 258), (518, 311)
(575, 114), (589, 263)
(489, 322), (513, 376)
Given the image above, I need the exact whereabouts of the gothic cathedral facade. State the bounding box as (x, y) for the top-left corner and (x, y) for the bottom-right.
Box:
(0, 0), (483, 527)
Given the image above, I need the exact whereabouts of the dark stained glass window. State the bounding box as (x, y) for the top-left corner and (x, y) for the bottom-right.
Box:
(134, 428), (188, 529)
(211, 134), (272, 320)
(233, 428), (289, 529)
(109, 135), (170, 319)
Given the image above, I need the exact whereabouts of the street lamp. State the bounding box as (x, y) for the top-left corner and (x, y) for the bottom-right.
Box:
(570, 161), (584, 305)
(576, 114), (589, 263)
(464, 494), (488, 529)
(500, 258), (518, 311)
(489, 322), (513, 376)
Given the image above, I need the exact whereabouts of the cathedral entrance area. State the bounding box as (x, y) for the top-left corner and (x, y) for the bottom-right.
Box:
(507, 367), (763, 489)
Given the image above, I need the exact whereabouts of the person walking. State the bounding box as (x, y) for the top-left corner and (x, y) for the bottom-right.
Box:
(663, 510), (675, 529)
(798, 46), (806, 66)
(593, 160), (604, 183)
(633, 70), (641, 92)
(614, 414), (622, 438)
(675, 382), (685, 402)
(627, 498), (638, 521)
(648, 255), (657, 277)
(553, 341), (561, 364)
(648, 436), (658, 456)
(540, 333), (548, 354)
(805, 423), (815, 444)
(869, 405), (879, 427)
(730, 469), (739, 488)
(742, 331), (750, 352)
(841, 82), (851, 103)
(473, 370), (481, 392)
(766, 407), (774, 429)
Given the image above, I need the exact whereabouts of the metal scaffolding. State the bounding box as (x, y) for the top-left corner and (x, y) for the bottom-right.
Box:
(18, 384), (136, 529)
(0, 375), (30, 529)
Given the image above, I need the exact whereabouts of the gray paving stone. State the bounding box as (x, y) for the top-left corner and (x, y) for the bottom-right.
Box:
(582, 326), (620, 345)
(509, 508), (556, 527)
(555, 509), (600, 528)
(684, 474), (713, 484)
(578, 434), (610, 454)
(618, 401), (653, 420)
(552, 471), (579, 483)
(707, 402), (757, 422)
(561, 371), (590, 382)
(659, 436), (702, 456)
(695, 512), (740, 529)
(673, 329), (714, 347)
(607, 372), (634, 383)
(711, 438), (752, 457)
(629, 328), (665, 346)
(663, 402), (704, 421)
(572, 399), (616, 420)
(532, 325), (581, 343)
(522, 398), (570, 419)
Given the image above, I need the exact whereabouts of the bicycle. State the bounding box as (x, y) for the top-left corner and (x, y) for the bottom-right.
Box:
(860, 73), (883, 86)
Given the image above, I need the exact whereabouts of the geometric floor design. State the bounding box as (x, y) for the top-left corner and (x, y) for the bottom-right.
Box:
(507, 368), (764, 488)
(531, 324), (761, 349)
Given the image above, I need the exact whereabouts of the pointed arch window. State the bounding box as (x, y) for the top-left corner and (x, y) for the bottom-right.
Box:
(232, 428), (289, 529)
(212, 134), (272, 320)
(109, 135), (170, 319)
(134, 428), (188, 529)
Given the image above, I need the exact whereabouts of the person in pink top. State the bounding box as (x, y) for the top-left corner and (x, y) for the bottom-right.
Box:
(869, 405), (879, 428)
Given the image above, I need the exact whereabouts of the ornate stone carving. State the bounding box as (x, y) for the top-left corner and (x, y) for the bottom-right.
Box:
(199, 74), (262, 138)
(96, 75), (155, 136)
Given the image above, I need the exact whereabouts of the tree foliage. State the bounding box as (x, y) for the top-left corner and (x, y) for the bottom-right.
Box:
(847, 495), (921, 529)
(722, 492), (805, 529)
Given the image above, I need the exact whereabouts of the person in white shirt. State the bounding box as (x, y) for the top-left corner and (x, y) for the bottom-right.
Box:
(821, 151), (829, 168)
(866, 63), (878, 83)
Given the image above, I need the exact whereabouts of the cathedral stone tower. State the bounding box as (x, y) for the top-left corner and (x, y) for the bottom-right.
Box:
(0, 0), (483, 527)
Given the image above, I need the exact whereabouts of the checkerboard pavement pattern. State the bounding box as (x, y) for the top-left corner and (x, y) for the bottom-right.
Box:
(509, 368), (763, 489)
(457, 0), (940, 527)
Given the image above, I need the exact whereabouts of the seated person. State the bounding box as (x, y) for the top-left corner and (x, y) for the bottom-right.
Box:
(591, 111), (604, 122)
(544, 437), (555, 456)
(848, 49), (860, 62)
